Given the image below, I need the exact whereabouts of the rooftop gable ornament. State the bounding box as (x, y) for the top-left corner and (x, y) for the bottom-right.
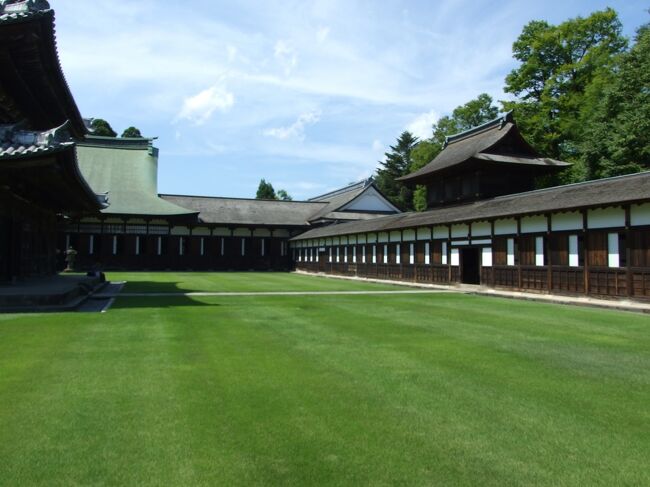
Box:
(0, 0), (50, 14)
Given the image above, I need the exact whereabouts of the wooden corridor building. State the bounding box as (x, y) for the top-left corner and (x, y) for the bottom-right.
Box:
(292, 115), (650, 300)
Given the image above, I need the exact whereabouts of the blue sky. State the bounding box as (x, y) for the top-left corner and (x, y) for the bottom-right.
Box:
(54, 0), (648, 200)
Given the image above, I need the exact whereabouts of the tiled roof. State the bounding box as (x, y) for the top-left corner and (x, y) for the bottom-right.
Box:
(76, 136), (197, 217)
(398, 112), (569, 183)
(0, 122), (72, 159)
(0, 1), (50, 24)
(160, 195), (326, 227)
(292, 171), (650, 241)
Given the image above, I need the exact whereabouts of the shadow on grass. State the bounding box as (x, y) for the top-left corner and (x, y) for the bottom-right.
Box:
(110, 295), (220, 310)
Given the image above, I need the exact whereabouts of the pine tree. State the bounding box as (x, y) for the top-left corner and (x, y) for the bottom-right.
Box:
(375, 131), (419, 211)
(256, 179), (277, 199)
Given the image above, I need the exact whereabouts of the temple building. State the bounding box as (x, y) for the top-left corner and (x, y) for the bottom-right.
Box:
(292, 114), (650, 300)
(2, 1), (650, 302)
(0, 0), (105, 281)
(60, 138), (399, 271)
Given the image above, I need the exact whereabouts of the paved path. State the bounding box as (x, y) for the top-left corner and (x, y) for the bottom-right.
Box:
(293, 271), (650, 314)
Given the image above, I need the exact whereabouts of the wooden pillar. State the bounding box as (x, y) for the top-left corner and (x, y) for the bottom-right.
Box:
(447, 225), (452, 283)
(625, 205), (632, 297)
(516, 217), (522, 290)
(546, 214), (552, 293)
(582, 210), (590, 295)
(490, 220), (495, 287)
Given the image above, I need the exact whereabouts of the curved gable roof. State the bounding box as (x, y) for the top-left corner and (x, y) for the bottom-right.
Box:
(399, 113), (569, 184)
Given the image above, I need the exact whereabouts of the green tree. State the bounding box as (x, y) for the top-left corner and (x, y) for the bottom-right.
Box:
(503, 9), (627, 168)
(121, 126), (143, 138)
(90, 118), (117, 137)
(579, 23), (650, 179)
(256, 179), (276, 199)
(277, 189), (293, 201)
(375, 131), (419, 211)
(432, 93), (500, 145)
(410, 140), (440, 211)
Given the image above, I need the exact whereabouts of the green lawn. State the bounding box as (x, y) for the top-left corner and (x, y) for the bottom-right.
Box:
(0, 273), (649, 486)
(111, 271), (406, 293)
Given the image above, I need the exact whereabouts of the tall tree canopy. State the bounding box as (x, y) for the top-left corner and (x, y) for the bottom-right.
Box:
(277, 189), (293, 201)
(255, 179), (276, 199)
(121, 126), (143, 138)
(90, 118), (117, 137)
(375, 131), (419, 211)
(503, 8), (627, 169)
(579, 23), (650, 179)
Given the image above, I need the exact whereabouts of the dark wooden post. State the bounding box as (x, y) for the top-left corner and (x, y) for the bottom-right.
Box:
(625, 205), (632, 297)
(582, 210), (590, 295)
(546, 214), (552, 293)
(516, 217), (522, 290)
(490, 220), (495, 287)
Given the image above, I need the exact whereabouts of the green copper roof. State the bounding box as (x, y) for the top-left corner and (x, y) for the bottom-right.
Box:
(76, 137), (197, 217)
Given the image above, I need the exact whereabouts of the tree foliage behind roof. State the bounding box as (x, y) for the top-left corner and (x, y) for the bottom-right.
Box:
(502, 8), (627, 175)
(90, 118), (117, 137)
(256, 179), (276, 199)
(374, 131), (419, 211)
(376, 7), (647, 212)
(121, 126), (143, 138)
(579, 22), (650, 179)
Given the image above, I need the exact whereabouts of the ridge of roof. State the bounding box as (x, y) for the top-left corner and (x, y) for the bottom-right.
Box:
(491, 169), (650, 201)
(308, 177), (373, 201)
(444, 111), (513, 148)
(160, 193), (326, 205)
(79, 135), (155, 150)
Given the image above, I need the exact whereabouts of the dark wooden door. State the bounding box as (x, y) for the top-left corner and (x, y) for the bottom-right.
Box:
(461, 247), (480, 284)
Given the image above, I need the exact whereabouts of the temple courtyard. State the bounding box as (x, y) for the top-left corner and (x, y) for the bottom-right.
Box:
(0, 272), (648, 486)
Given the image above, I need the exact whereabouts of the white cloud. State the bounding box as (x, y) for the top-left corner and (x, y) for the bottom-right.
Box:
(177, 81), (234, 125)
(263, 110), (321, 140)
(406, 110), (439, 139)
(274, 40), (298, 76)
(227, 45), (238, 62)
(316, 26), (330, 43)
(372, 139), (383, 152)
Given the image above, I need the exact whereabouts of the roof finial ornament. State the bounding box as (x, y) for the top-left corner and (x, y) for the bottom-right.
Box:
(1, 0), (50, 14)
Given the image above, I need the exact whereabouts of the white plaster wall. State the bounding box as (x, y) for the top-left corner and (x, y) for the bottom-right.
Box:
(403, 229), (416, 241)
(631, 203), (650, 226)
(367, 233), (377, 243)
(342, 187), (398, 212)
(521, 215), (547, 234)
(569, 235), (579, 267)
(451, 224), (469, 238)
(192, 227), (211, 236)
(332, 237), (340, 245)
(551, 212), (582, 231)
(349, 235), (357, 244)
(588, 207), (625, 229)
(471, 222), (491, 237)
(417, 227), (431, 240)
(450, 248), (459, 266)
(150, 219), (168, 225)
(494, 219), (517, 235)
(233, 228), (250, 237)
(378, 232), (389, 243)
(482, 247), (493, 267)
(273, 229), (290, 238)
(171, 226), (191, 236)
(433, 225), (448, 239)
(253, 228), (271, 237)
(389, 231), (401, 242)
